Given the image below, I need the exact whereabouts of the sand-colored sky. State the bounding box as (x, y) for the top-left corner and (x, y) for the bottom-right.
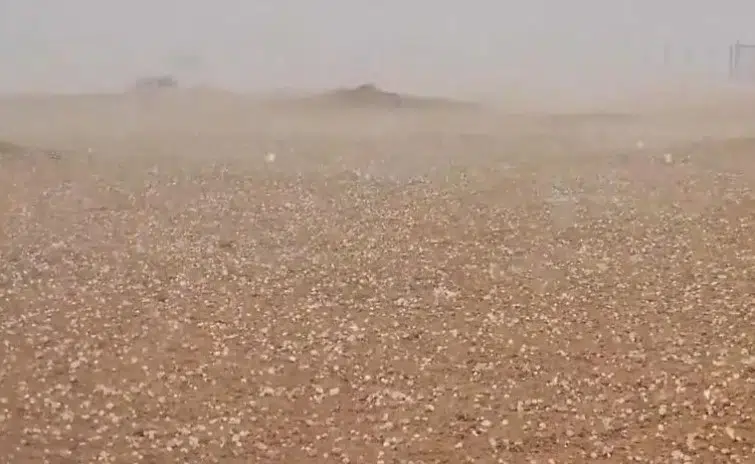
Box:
(1, 0), (754, 97)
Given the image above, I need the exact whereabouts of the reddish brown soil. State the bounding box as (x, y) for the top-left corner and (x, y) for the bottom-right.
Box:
(0, 102), (753, 463)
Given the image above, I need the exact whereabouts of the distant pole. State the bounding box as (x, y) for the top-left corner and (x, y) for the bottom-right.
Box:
(729, 43), (735, 79)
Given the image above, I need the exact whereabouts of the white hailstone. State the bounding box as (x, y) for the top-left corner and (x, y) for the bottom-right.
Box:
(265, 152), (276, 163)
(636, 140), (645, 149)
(663, 153), (674, 165)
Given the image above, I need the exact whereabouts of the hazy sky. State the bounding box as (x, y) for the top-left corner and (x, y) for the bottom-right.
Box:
(1, 0), (754, 95)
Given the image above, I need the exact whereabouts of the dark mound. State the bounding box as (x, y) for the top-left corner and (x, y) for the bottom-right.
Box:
(322, 83), (401, 107)
(315, 83), (476, 110)
(0, 140), (27, 155)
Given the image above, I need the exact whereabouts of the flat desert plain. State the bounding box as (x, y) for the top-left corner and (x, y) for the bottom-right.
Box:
(0, 87), (753, 463)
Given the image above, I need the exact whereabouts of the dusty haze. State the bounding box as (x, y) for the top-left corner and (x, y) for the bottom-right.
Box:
(2, 0), (755, 103)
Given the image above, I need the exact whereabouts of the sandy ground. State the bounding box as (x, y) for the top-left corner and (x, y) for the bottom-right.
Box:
(0, 89), (753, 463)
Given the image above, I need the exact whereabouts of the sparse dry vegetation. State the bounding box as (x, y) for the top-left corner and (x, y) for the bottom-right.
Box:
(0, 92), (753, 463)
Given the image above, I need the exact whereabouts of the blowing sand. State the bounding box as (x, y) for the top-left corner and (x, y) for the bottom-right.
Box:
(0, 87), (753, 463)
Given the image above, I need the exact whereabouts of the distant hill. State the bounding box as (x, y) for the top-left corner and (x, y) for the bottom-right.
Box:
(304, 83), (478, 110)
(0, 140), (26, 155)
(0, 139), (63, 162)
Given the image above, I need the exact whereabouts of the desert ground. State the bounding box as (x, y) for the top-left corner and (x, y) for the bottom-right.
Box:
(0, 85), (753, 463)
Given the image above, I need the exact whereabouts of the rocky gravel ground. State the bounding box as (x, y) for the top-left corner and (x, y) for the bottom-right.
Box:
(0, 140), (753, 463)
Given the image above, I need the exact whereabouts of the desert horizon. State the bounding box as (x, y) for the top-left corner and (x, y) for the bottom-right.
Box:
(1, 0), (754, 461)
